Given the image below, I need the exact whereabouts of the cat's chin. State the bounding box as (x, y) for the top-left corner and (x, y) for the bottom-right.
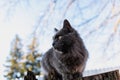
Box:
(53, 47), (63, 54)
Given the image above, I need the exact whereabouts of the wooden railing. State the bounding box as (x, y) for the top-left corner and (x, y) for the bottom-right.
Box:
(83, 70), (119, 80)
(24, 70), (120, 80)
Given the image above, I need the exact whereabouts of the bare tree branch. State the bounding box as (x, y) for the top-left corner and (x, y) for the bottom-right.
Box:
(59, 0), (76, 24)
(33, 0), (57, 35)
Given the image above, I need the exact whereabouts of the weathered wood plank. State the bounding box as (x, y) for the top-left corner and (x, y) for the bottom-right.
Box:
(24, 70), (119, 80)
(83, 70), (119, 80)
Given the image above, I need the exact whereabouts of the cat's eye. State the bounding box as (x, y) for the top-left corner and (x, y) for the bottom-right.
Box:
(58, 36), (62, 40)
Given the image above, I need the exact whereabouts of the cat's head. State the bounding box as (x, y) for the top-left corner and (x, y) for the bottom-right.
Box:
(52, 19), (78, 53)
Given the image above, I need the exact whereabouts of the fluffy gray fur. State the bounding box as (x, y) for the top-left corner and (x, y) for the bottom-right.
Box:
(41, 19), (88, 80)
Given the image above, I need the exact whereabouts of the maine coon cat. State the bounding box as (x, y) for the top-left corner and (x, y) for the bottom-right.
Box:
(41, 19), (88, 80)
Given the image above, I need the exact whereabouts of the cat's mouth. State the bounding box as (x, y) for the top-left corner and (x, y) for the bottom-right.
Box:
(53, 47), (63, 54)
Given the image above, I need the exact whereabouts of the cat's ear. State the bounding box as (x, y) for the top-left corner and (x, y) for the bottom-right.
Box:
(54, 28), (59, 32)
(63, 19), (73, 31)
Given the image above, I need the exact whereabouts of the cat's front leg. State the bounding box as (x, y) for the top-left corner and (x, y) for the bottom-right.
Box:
(43, 73), (56, 80)
(44, 72), (62, 80)
(62, 72), (83, 80)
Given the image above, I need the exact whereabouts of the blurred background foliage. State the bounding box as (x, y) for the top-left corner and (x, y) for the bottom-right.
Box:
(4, 35), (41, 80)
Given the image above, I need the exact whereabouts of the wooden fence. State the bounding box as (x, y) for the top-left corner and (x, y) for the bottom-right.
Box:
(24, 70), (120, 80)
(83, 70), (119, 80)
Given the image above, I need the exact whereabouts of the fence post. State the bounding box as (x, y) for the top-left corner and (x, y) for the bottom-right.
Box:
(24, 70), (37, 80)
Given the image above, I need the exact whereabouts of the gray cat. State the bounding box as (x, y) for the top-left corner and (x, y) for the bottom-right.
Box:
(41, 19), (88, 80)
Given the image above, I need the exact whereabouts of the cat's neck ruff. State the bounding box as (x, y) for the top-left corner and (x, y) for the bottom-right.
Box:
(53, 47), (63, 54)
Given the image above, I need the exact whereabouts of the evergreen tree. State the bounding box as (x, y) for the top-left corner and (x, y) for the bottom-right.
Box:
(4, 35), (24, 79)
(5, 34), (42, 79)
(24, 35), (41, 76)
